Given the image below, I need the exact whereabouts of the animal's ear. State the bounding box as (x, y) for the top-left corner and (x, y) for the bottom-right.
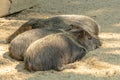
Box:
(70, 24), (80, 29)
(70, 29), (86, 38)
(70, 24), (83, 30)
(65, 24), (83, 31)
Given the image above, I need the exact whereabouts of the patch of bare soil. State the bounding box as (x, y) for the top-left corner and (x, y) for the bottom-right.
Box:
(0, 0), (120, 80)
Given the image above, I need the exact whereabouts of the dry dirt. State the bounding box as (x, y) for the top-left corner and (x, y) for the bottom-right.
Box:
(0, 0), (120, 80)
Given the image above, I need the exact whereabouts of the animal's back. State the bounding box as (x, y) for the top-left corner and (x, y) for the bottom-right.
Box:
(24, 33), (72, 71)
(9, 29), (60, 60)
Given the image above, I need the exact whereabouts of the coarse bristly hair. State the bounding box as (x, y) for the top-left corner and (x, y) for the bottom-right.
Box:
(24, 32), (86, 71)
(9, 27), (101, 61)
(9, 29), (61, 61)
(24, 29), (101, 71)
(6, 15), (101, 43)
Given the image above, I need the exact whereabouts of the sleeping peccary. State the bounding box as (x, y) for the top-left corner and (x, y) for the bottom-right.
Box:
(9, 29), (61, 61)
(24, 29), (101, 71)
(9, 28), (101, 61)
(6, 15), (100, 43)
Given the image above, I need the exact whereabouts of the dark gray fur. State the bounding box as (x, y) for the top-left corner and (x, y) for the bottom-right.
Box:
(6, 15), (100, 43)
(9, 28), (101, 61)
(24, 32), (86, 71)
(9, 29), (61, 61)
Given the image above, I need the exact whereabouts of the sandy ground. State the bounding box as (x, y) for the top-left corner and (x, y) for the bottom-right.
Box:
(0, 0), (120, 80)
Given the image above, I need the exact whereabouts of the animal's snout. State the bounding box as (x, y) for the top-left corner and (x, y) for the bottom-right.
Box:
(95, 40), (102, 49)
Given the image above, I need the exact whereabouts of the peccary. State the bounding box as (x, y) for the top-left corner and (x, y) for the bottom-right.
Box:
(9, 28), (101, 61)
(24, 29), (101, 71)
(9, 29), (61, 61)
(6, 15), (100, 43)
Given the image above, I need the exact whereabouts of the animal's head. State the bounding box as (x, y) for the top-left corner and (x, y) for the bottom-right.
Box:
(78, 31), (101, 51)
(66, 23), (101, 51)
(69, 29), (101, 51)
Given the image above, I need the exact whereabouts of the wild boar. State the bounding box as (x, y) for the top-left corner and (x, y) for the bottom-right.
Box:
(9, 29), (61, 61)
(6, 15), (100, 43)
(9, 27), (101, 61)
(24, 29), (101, 71)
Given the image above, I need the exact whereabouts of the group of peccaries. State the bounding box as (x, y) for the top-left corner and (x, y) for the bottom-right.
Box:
(6, 15), (102, 71)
